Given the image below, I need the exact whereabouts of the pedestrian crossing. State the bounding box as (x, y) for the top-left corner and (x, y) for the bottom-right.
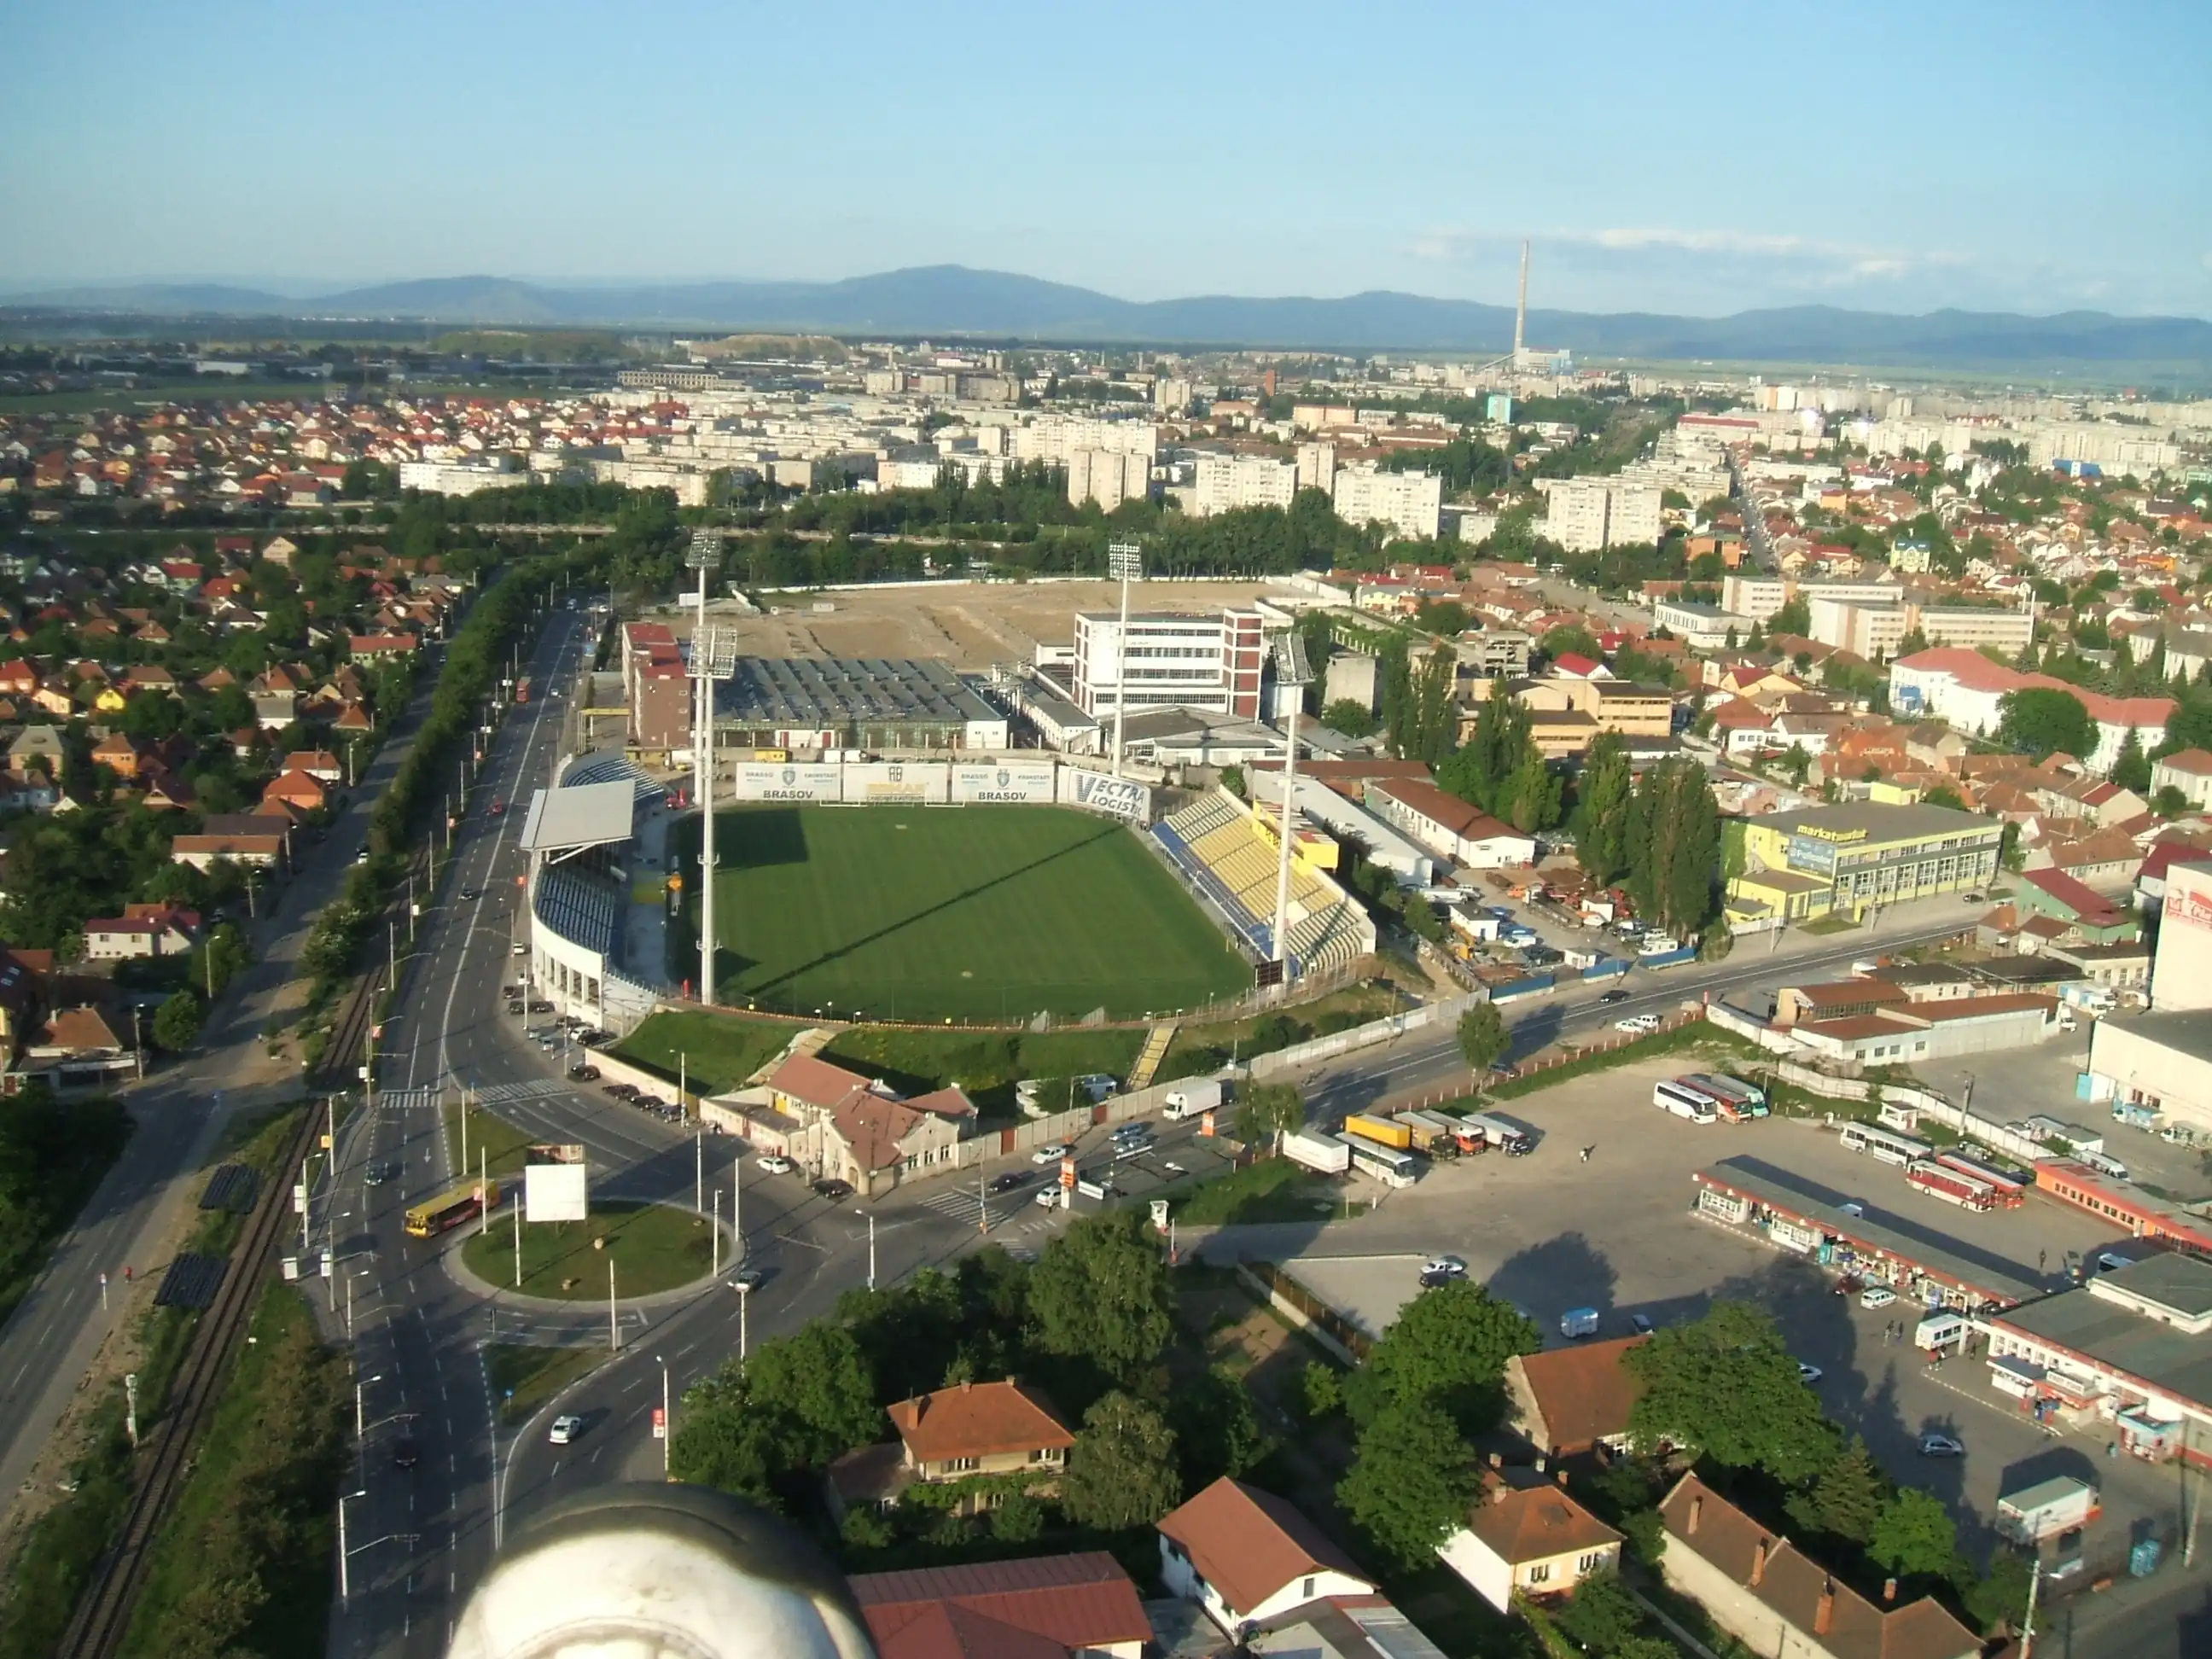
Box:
(372, 1078), (576, 1112)
(918, 1185), (1064, 1233)
(375, 1086), (442, 1113)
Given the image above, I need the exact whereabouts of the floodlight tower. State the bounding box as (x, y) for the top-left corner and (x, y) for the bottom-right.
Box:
(684, 530), (736, 1004)
(1268, 632), (1313, 992)
(1107, 541), (1143, 778)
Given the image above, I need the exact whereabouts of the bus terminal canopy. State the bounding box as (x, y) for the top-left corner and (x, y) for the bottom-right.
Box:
(518, 781), (638, 859)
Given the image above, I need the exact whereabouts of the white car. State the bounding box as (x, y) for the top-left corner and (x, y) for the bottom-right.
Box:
(1860, 1285), (1897, 1309)
(1614, 1014), (1662, 1034)
(1797, 1362), (1824, 1384)
(1918, 1432), (1965, 1458)
(1421, 1256), (1467, 1278)
(1033, 1185), (1062, 1208)
(1031, 1143), (1068, 1165)
(756, 1153), (795, 1175)
(549, 1415), (582, 1445)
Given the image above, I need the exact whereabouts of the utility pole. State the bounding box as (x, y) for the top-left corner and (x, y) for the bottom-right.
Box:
(696, 1132), (703, 1213)
(1269, 632), (1312, 995)
(608, 1259), (618, 1351)
(2017, 1557), (2041, 1659)
(1107, 542), (1141, 778)
(684, 530), (731, 1007)
(660, 1355), (672, 1481)
(736, 1281), (749, 1360)
(711, 1189), (720, 1278)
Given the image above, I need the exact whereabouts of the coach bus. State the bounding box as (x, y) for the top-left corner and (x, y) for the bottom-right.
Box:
(1839, 1123), (1930, 1167)
(1335, 1135), (1420, 1189)
(1653, 1080), (1720, 1124)
(405, 1179), (502, 1239)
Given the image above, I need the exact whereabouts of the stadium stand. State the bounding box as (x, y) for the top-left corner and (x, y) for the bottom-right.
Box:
(1153, 792), (1374, 976)
(535, 865), (621, 961)
(562, 750), (668, 806)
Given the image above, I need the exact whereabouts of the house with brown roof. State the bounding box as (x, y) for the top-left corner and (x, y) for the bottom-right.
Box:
(1157, 1477), (1375, 1639)
(84, 905), (199, 960)
(10, 1004), (137, 1097)
(1502, 1334), (1648, 1458)
(1656, 1474), (1978, 1659)
(830, 1378), (1076, 1518)
(261, 766), (330, 815)
(1438, 1476), (1623, 1612)
(759, 1056), (977, 1196)
(849, 1553), (1151, 1659)
(172, 812), (290, 870)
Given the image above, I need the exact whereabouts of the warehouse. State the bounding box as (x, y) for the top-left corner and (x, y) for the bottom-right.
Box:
(2086, 1008), (2212, 1138)
(714, 658), (1010, 753)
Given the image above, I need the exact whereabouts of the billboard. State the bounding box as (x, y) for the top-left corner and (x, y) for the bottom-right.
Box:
(731, 763), (843, 803)
(524, 1144), (589, 1222)
(951, 761), (1058, 805)
(1057, 767), (1151, 824)
(840, 760), (951, 805)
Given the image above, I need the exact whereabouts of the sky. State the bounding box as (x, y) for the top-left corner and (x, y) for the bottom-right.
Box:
(4, 0), (2209, 319)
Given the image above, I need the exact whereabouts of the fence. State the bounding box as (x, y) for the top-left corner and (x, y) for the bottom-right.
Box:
(1233, 1260), (1371, 1363)
(1248, 987), (1488, 1080)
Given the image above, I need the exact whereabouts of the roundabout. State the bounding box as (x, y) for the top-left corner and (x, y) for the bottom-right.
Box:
(458, 1200), (720, 1301)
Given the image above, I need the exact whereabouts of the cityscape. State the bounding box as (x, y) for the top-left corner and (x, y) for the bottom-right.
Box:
(4, 7), (2212, 1659)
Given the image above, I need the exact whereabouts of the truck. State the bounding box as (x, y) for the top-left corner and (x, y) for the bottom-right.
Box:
(1164, 1080), (1225, 1121)
(1906, 1161), (1998, 1211)
(1997, 1476), (2100, 1544)
(1462, 1112), (1533, 1155)
(1560, 1307), (1601, 1340)
(1283, 1130), (1352, 1176)
(1342, 1112), (1413, 1151)
(1395, 1111), (1464, 1157)
(514, 676), (533, 706)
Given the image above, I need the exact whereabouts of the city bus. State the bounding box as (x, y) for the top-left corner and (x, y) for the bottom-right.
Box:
(1838, 1123), (1930, 1167)
(405, 1179), (501, 1239)
(514, 676), (533, 707)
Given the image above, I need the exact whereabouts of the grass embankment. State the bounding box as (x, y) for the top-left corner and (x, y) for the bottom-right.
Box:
(1156, 985), (1406, 1083)
(460, 1201), (714, 1300)
(614, 1008), (796, 1095)
(0, 1106), (306, 1658)
(114, 1284), (347, 1659)
(823, 1027), (1144, 1117)
(1163, 1158), (1348, 1226)
(487, 1343), (604, 1425)
(675, 805), (1250, 1022)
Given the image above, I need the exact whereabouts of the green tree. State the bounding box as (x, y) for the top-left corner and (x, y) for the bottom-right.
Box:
(669, 1369), (785, 1505)
(1801, 1435), (1887, 1544)
(2111, 726), (2151, 792)
(1233, 1082), (1304, 1150)
(1996, 686), (2095, 761)
(1556, 1571), (1644, 1653)
(1771, 595), (1811, 637)
(1320, 698), (1379, 738)
(1869, 1488), (1962, 1580)
(1168, 1365), (1266, 1491)
(1300, 1361), (1343, 1420)
(1697, 911), (1734, 962)
(1353, 1278), (1538, 1430)
(152, 989), (202, 1051)
(1029, 1209), (1173, 1380)
(1061, 1392), (1181, 1529)
(743, 1323), (880, 1464)
(1336, 1400), (1478, 1570)
(1456, 1004), (1508, 1074)
(1574, 732), (1634, 886)
(1625, 1302), (1837, 1482)
(989, 1490), (1046, 1542)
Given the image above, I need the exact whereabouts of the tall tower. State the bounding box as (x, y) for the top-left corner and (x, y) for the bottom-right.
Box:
(1513, 239), (1530, 363)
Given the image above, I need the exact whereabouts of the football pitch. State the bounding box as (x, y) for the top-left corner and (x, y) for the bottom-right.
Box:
(684, 806), (1251, 1023)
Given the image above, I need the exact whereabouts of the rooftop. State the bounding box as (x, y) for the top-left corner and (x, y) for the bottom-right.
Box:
(850, 1551), (1150, 1659)
(1753, 800), (1999, 846)
(1992, 1259), (2212, 1410)
(1157, 1477), (1368, 1616)
(1511, 1336), (1647, 1452)
(517, 779), (637, 854)
(1460, 1481), (1621, 1565)
(2098, 1007), (2212, 1066)
(888, 1380), (1074, 1464)
(716, 656), (998, 728)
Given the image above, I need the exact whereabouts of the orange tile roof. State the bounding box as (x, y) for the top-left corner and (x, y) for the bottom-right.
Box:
(888, 1381), (1074, 1465)
(1511, 1335), (1647, 1452)
(853, 1552), (1150, 1659)
(1461, 1481), (1622, 1565)
(1157, 1477), (1368, 1616)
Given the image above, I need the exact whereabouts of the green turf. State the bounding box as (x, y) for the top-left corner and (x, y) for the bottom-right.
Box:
(460, 1202), (715, 1300)
(614, 1008), (797, 1094)
(681, 806), (1249, 1023)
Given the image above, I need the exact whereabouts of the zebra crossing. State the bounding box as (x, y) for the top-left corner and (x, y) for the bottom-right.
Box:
(917, 1185), (1062, 1234)
(372, 1078), (576, 1112)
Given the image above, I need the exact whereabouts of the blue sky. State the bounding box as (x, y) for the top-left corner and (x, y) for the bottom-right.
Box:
(4, 0), (2208, 317)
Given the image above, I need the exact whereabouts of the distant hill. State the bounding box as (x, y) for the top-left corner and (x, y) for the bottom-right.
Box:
(8, 265), (2211, 372)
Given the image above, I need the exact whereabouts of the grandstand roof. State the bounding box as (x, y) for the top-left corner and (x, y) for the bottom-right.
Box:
(519, 781), (637, 854)
(715, 658), (998, 727)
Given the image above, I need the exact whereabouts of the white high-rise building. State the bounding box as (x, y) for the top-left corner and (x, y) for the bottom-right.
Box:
(1296, 440), (1337, 494)
(1537, 477), (1663, 552)
(1190, 452), (1297, 517)
(1332, 463), (1443, 541)
(1066, 448), (1151, 509)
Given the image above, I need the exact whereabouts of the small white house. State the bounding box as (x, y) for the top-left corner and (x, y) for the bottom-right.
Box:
(1438, 1481), (1623, 1613)
(1157, 1477), (1375, 1637)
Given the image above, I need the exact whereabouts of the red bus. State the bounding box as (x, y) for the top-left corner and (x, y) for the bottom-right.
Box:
(515, 676), (533, 706)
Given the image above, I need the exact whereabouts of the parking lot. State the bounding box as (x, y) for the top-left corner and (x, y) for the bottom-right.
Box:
(1196, 1055), (2185, 1569)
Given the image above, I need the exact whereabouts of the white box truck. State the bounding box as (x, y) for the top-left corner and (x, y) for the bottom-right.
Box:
(1283, 1130), (1352, 1175)
(1997, 1476), (2099, 1544)
(1164, 1080), (1225, 1121)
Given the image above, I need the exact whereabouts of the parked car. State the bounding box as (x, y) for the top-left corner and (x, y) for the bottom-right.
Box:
(756, 1154), (794, 1174)
(1420, 1256), (1467, 1278)
(527, 998), (554, 1013)
(1629, 1313), (1655, 1336)
(549, 1415), (582, 1446)
(1033, 1185), (1062, 1209)
(1861, 1285), (1897, 1309)
(1796, 1362), (1824, 1384)
(568, 1065), (601, 1082)
(602, 1082), (637, 1099)
(632, 1094), (664, 1110)
(1918, 1432), (1965, 1458)
(1418, 1269), (1460, 1289)
(1614, 1014), (1662, 1033)
(1031, 1143), (1068, 1165)
(812, 1178), (853, 1201)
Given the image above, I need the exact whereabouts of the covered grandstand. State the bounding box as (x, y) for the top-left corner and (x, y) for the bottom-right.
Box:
(522, 761), (663, 1032)
(1153, 791), (1376, 979)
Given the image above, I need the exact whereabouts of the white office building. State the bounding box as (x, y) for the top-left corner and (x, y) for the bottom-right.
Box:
(1190, 452), (1297, 517)
(1070, 609), (1266, 718)
(1332, 463), (1443, 541)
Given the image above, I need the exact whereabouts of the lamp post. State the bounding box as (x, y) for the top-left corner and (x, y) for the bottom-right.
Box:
(658, 1353), (671, 1481)
(354, 1371), (385, 1439)
(684, 531), (735, 1008)
(1268, 632), (1313, 996)
(1107, 541), (1142, 778)
(857, 1207), (876, 1292)
(736, 1279), (751, 1361)
(338, 1487), (368, 1609)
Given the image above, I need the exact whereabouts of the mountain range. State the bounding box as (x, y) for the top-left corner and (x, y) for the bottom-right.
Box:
(8, 265), (2210, 373)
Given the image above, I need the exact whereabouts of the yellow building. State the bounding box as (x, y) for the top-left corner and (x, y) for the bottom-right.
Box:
(1727, 801), (2002, 926)
(1459, 677), (1674, 758)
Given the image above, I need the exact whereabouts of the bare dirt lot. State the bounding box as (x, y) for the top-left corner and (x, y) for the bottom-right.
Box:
(712, 579), (1309, 669)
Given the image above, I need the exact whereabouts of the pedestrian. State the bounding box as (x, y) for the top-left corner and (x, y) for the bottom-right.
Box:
(1580, 1144), (1595, 1162)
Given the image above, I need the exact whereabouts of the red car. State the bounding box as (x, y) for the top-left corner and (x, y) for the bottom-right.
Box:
(488, 799), (505, 817)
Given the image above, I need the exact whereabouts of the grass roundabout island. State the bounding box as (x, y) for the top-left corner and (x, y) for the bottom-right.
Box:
(460, 1200), (716, 1300)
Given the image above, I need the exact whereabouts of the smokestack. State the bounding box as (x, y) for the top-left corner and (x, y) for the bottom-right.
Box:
(1814, 1581), (1836, 1636)
(1750, 1540), (1767, 1586)
(1514, 240), (1529, 358)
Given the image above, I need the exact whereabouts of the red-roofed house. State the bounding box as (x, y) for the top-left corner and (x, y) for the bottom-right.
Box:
(1365, 779), (1536, 869)
(2152, 748), (2212, 811)
(84, 905), (200, 960)
(830, 1379), (1074, 1517)
(1547, 652), (1610, 681)
(1158, 1477), (1374, 1638)
(1502, 1335), (1648, 1457)
(850, 1554), (1151, 1659)
(1889, 648), (2170, 776)
(1439, 1478), (1623, 1612)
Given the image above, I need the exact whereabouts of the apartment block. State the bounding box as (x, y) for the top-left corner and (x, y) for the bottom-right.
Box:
(1539, 476), (1662, 552)
(1190, 452), (1297, 517)
(1806, 597), (1909, 660)
(1066, 447), (1151, 509)
(1914, 607), (2033, 653)
(1295, 440), (1337, 494)
(1332, 463), (1443, 540)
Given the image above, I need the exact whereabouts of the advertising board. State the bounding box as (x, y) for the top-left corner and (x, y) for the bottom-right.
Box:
(523, 1143), (589, 1223)
(1057, 767), (1151, 823)
(950, 761), (1058, 804)
(840, 760), (952, 805)
(731, 763), (844, 803)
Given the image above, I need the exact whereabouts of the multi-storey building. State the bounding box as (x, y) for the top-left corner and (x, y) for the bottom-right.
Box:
(1190, 452), (1296, 517)
(1065, 447), (1151, 509)
(1727, 801), (2003, 925)
(1332, 463), (1442, 540)
(1537, 476), (1663, 552)
(1070, 608), (1266, 718)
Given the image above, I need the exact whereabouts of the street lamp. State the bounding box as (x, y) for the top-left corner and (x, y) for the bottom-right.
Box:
(338, 1487), (368, 1609)
(1107, 541), (1142, 779)
(658, 1352), (671, 1481)
(354, 1371), (386, 1439)
(856, 1207), (876, 1291)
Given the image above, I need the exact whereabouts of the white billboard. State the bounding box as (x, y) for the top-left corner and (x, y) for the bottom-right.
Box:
(840, 760), (951, 805)
(524, 1144), (589, 1223)
(731, 763), (843, 803)
(1058, 767), (1151, 824)
(951, 761), (1058, 804)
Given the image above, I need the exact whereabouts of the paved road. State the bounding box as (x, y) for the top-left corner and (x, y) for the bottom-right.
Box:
(0, 638), (451, 1531)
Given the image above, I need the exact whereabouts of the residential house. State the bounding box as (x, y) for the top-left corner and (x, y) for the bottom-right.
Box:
(830, 1380), (1075, 1517)
(1655, 1475), (1979, 1659)
(348, 633), (419, 661)
(1437, 1477), (1624, 1613)
(172, 812), (290, 870)
(8, 725), (64, 779)
(1157, 1477), (1375, 1639)
(847, 1555), (1153, 1659)
(1365, 779), (1537, 870)
(1501, 1335), (1648, 1458)
(2024, 827), (2143, 892)
(824, 1088), (976, 1197)
(284, 748), (343, 783)
(90, 732), (144, 780)
(12, 1004), (137, 1097)
(1245, 1602), (1451, 1659)
(2012, 868), (2140, 944)
(84, 905), (200, 960)
(261, 766), (330, 816)
(2152, 748), (2212, 810)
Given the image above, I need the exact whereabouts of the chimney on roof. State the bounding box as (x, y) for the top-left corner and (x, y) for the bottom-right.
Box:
(1488, 1452), (1502, 1470)
(1750, 1540), (1767, 1586)
(1534, 1456), (1545, 1475)
(1814, 1581), (1836, 1637)
(1556, 1469), (1569, 1487)
(1883, 1578), (1898, 1604)
(1687, 1495), (1703, 1535)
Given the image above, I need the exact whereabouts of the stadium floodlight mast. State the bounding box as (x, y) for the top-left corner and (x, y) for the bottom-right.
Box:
(1107, 541), (1143, 778)
(1268, 632), (1313, 994)
(685, 529), (737, 1005)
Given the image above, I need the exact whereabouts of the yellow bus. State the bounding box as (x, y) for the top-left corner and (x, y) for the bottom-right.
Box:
(405, 1179), (501, 1239)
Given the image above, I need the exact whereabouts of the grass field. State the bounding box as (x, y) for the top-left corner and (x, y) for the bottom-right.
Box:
(460, 1202), (715, 1300)
(678, 805), (1249, 1023)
